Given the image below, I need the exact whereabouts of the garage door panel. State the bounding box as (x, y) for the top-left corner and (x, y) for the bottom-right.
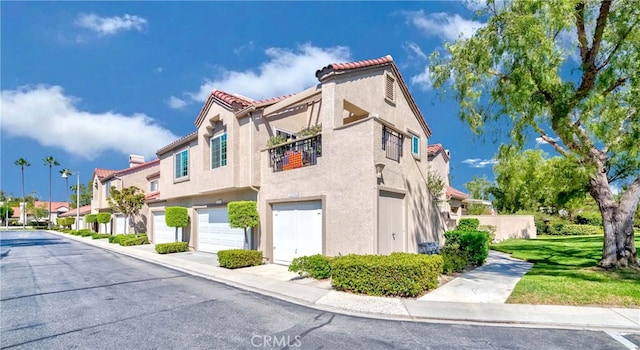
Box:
(115, 215), (126, 235)
(273, 201), (322, 265)
(153, 211), (175, 244)
(197, 208), (245, 253)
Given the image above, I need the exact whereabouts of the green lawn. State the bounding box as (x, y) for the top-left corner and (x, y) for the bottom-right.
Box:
(492, 235), (640, 307)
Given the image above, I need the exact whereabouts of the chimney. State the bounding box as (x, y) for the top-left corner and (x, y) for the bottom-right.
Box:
(129, 155), (145, 168)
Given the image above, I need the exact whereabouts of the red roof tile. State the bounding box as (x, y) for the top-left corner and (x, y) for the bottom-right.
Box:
(144, 191), (160, 200)
(60, 205), (92, 217)
(428, 143), (450, 162)
(446, 186), (469, 200)
(315, 55), (432, 137)
(114, 159), (160, 177)
(94, 168), (116, 180)
(315, 55), (394, 79)
(253, 94), (295, 108)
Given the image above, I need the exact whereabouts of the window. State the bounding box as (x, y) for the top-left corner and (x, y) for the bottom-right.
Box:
(175, 149), (189, 180)
(105, 180), (111, 198)
(385, 73), (395, 102)
(275, 128), (296, 142)
(149, 179), (158, 192)
(382, 126), (403, 162)
(411, 133), (420, 157)
(211, 133), (227, 169)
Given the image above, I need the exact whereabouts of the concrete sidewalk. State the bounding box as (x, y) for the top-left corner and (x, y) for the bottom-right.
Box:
(48, 231), (640, 333)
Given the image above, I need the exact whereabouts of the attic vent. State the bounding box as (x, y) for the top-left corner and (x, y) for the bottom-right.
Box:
(385, 73), (395, 102)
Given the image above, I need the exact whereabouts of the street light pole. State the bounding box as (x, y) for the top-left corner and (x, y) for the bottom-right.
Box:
(62, 171), (81, 232)
(5, 198), (9, 230)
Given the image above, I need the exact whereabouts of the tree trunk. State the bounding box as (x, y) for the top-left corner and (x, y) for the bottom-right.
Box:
(590, 171), (639, 268)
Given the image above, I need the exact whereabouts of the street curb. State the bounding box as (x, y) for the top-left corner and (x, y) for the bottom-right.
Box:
(45, 230), (640, 333)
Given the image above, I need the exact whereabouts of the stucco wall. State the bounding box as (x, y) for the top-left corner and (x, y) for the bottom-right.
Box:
(463, 215), (537, 241)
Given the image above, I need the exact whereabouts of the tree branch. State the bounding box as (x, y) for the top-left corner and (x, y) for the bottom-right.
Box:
(575, 2), (589, 62)
(602, 76), (628, 96)
(597, 18), (640, 70)
(536, 129), (569, 156)
(603, 109), (633, 153)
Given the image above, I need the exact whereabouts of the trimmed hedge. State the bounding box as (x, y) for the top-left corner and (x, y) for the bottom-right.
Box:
(97, 213), (111, 224)
(460, 231), (490, 266)
(456, 218), (480, 231)
(79, 230), (94, 237)
(548, 224), (603, 236)
(120, 236), (149, 246)
(91, 233), (111, 239)
(155, 242), (189, 254)
(218, 249), (263, 269)
(85, 214), (98, 224)
(166, 206), (189, 227)
(228, 201), (259, 230)
(330, 253), (443, 297)
(109, 234), (137, 244)
(441, 244), (468, 275)
(289, 254), (332, 279)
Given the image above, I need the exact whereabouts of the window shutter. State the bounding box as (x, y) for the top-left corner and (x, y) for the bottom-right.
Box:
(385, 74), (395, 101)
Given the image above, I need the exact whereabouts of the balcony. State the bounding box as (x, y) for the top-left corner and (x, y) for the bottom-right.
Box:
(269, 134), (321, 172)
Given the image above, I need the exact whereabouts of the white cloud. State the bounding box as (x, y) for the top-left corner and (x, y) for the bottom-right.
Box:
(1, 85), (179, 160)
(167, 96), (188, 109)
(75, 13), (147, 36)
(405, 10), (485, 41)
(411, 66), (433, 91)
(404, 42), (428, 60)
(234, 41), (255, 56)
(535, 136), (558, 145)
(171, 44), (351, 108)
(462, 158), (498, 168)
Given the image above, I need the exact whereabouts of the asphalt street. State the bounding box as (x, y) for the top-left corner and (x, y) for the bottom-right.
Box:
(1, 230), (637, 350)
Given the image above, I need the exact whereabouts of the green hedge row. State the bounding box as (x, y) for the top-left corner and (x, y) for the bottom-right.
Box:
(155, 242), (189, 254)
(441, 244), (468, 274)
(289, 254), (332, 279)
(91, 233), (111, 240)
(548, 224), (602, 236)
(218, 249), (263, 269)
(330, 253), (443, 297)
(456, 218), (480, 231)
(120, 235), (149, 246)
(443, 230), (490, 271)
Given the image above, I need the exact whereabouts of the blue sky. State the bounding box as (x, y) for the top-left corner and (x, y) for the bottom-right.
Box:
(1, 1), (550, 203)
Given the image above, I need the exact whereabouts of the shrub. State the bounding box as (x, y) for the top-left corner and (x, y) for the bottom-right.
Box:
(85, 214), (98, 224)
(120, 236), (149, 246)
(109, 234), (137, 244)
(165, 206), (189, 227)
(456, 218), (480, 231)
(460, 231), (490, 266)
(155, 242), (189, 254)
(548, 224), (603, 236)
(289, 254), (332, 279)
(441, 244), (468, 275)
(97, 213), (111, 224)
(574, 212), (603, 226)
(444, 230), (465, 246)
(547, 220), (567, 235)
(91, 233), (111, 239)
(79, 230), (94, 237)
(330, 253), (443, 297)
(478, 224), (496, 243)
(218, 249), (263, 269)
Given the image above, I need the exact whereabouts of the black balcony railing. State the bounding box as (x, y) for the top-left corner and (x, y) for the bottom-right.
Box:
(269, 134), (322, 172)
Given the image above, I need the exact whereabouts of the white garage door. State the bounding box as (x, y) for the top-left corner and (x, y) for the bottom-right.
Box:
(115, 215), (126, 235)
(76, 217), (84, 231)
(272, 201), (322, 265)
(153, 211), (176, 244)
(197, 208), (245, 253)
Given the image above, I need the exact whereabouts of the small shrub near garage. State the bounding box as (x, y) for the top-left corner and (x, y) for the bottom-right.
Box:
(109, 234), (138, 244)
(218, 249), (263, 269)
(91, 233), (111, 240)
(165, 206), (189, 227)
(155, 242), (189, 254)
(120, 235), (149, 246)
(330, 253), (443, 297)
(79, 230), (94, 237)
(289, 254), (332, 279)
(456, 218), (480, 231)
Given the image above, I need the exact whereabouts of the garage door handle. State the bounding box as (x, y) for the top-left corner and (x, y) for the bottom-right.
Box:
(392, 233), (396, 240)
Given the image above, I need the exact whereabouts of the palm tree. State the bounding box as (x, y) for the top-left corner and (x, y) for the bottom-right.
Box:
(60, 168), (72, 203)
(14, 158), (31, 230)
(43, 156), (60, 229)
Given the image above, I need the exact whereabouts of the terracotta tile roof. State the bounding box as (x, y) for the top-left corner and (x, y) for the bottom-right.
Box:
(194, 90), (255, 127)
(315, 55), (432, 137)
(114, 159), (160, 177)
(315, 55), (394, 79)
(428, 143), (450, 162)
(144, 191), (160, 200)
(446, 186), (469, 200)
(60, 205), (92, 217)
(94, 168), (116, 180)
(11, 202), (69, 216)
(156, 131), (197, 156)
(253, 94), (295, 108)
(11, 207), (20, 218)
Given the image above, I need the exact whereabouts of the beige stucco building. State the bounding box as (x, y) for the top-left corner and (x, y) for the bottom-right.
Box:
(90, 155), (160, 234)
(146, 55), (450, 264)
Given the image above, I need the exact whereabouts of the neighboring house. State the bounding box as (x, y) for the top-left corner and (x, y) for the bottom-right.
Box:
(90, 155), (160, 234)
(12, 201), (69, 224)
(427, 143), (469, 228)
(59, 205), (92, 230)
(149, 54), (448, 264)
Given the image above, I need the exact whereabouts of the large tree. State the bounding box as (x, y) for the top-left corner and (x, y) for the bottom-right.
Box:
(431, 0), (640, 267)
(69, 181), (93, 209)
(107, 186), (145, 234)
(14, 158), (30, 229)
(43, 156), (60, 229)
